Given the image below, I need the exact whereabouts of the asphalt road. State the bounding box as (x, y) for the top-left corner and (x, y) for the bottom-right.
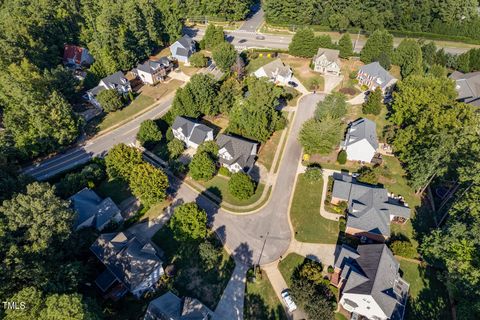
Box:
(23, 97), (174, 180)
(170, 93), (324, 266)
(238, 4), (264, 32)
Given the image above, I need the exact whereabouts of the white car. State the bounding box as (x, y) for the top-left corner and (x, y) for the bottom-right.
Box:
(281, 290), (297, 312)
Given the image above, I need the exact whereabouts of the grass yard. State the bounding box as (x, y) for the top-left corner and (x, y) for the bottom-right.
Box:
(178, 62), (201, 76)
(138, 79), (183, 100)
(278, 253), (305, 287)
(399, 259), (452, 320)
(244, 268), (287, 320)
(280, 54), (325, 91)
(95, 178), (132, 204)
(290, 174), (340, 244)
(257, 129), (283, 171)
(199, 175), (266, 207)
(246, 56), (277, 74)
(152, 227), (235, 310)
(95, 94), (155, 132)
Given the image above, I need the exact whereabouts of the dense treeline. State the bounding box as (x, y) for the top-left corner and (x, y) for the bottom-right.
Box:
(264, 0), (480, 39)
(182, 0), (253, 21)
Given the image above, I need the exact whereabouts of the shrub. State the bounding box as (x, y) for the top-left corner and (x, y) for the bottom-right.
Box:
(389, 240), (417, 258)
(360, 84), (369, 91)
(189, 52), (208, 68)
(356, 166), (378, 185)
(327, 265), (334, 274)
(337, 150), (347, 164)
(198, 241), (221, 270)
(304, 166), (322, 182)
(349, 70), (358, 79)
(167, 138), (185, 160)
(96, 89), (124, 112)
(339, 217), (346, 232)
(189, 151), (216, 181)
(218, 166), (232, 177)
(228, 172), (255, 200)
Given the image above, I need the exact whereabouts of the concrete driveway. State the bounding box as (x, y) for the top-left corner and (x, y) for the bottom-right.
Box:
(323, 74), (343, 93)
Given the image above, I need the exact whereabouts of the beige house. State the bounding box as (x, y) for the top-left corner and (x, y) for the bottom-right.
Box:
(312, 48), (341, 76)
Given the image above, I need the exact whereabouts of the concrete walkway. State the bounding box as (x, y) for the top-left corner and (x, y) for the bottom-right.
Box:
(347, 91), (366, 105)
(214, 263), (249, 320)
(319, 169), (343, 221)
(323, 74), (343, 93)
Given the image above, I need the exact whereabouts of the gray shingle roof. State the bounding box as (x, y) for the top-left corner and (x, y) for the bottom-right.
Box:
(70, 188), (121, 230)
(336, 244), (409, 320)
(102, 71), (128, 87)
(136, 57), (170, 74)
(331, 174), (410, 237)
(315, 48), (340, 62)
(176, 35), (195, 50)
(216, 134), (257, 171)
(257, 59), (292, 78)
(175, 47), (190, 58)
(343, 118), (379, 150)
(144, 291), (212, 320)
(359, 62), (395, 89)
(171, 116), (213, 145)
(449, 71), (480, 106)
(90, 231), (163, 292)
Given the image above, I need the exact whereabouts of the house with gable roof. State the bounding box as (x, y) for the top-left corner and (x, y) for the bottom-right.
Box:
(70, 188), (123, 231)
(86, 71), (132, 108)
(332, 244), (409, 320)
(171, 116), (214, 149)
(63, 44), (94, 68)
(357, 62), (397, 94)
(449, 70), (480, 107)
(331, 173), (410, 242)
(216, 133), (258, 173)
(170, 35), (197, 63)
(313, 48), (341, 76)
(341, 118), (379, 163)
(132, 57), (173, 85)
(143, 291), (213, 320)
(253, 59), (293, 85)
(90, 231), (164, 299)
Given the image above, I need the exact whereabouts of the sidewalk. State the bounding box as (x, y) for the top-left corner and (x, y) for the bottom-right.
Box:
(320, 169), (343, 221)
(214, 263), (249, 320)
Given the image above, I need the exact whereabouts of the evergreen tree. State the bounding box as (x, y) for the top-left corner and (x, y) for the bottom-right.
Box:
(289, 28), (318, 58)
(360, 30), (394, 65)
(203, 24), (225, 50)
(137, 120), (163, 149)
(212, 42), (237, 71)
(362, 87), (383, 115)
(394, 39), (423, 78)
(338, 33), (353, 58)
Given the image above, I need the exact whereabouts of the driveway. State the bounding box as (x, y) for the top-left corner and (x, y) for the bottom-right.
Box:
(214, 263), (249, 320)
(347, 92), (367, 105)
(323, 74), (343, 93)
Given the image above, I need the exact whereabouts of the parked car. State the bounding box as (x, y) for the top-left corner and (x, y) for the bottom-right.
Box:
(281, 290), (297, 312)
(255, 35), (265, 40)
(288, 81), (297, 87)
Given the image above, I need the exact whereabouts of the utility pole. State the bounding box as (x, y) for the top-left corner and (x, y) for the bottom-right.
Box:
(256, 231), (269, 277)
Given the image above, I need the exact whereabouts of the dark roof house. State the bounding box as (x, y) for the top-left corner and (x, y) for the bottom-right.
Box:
(171, 116), (214, 149)
(357, 62), (397, 92)
(449, 70), (480, 106)
(144, 291), (213, 320)
(132, 57), (172, 85)
(334, 244), (409, 320)
(341, 118), (379, 163)
(216, 134), (258, 173)
(170, 35), (196, 63)
(90, 231), (164, 298)
(70, 188), (122, 231)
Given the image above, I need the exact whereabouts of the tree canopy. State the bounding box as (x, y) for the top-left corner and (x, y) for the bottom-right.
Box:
(212, 42), (237, 72)
(137, 120), (163, 149)
(228, 172), (255, 199)
(203, 24), (225, 50)
(96, 89), (124, 112)
(130, 163), (169, 207)
(105, 143), (144, 181)
(171, 74), (219, 118)
(169, 202), (208, 242)
(360, 30), (394, 68)
(394, 39), (423, 78)
(189, 151), (216, 181)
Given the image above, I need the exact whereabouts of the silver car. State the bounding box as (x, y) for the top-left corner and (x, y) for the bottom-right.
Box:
(281, 290), (297, 312)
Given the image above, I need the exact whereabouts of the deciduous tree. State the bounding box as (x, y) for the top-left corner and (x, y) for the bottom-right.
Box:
(137, 120), (163, 149)
(228, 172), (255, 199)
(96, 89), (124, 112)
(130, 163), (169, 206)
(299, 117), (343, 155)
(169, 202), (207, 242)
(105, 144), (143, 181)
(167, 138), (185, 159)
(189, 151), (216, 181)
(212, 42), (237, 72)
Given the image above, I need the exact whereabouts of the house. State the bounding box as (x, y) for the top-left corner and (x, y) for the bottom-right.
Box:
(170, 35), (196, 63)
(331, 173), (410, 242)
(253, 59), (293, 85)
(216, 134), (258, 173)
(357, 62), (397, 94)
(86, 71), (132, 108)
(313, 48), (341, 76)
(144, 291), (213, 320)
(449, 71), (480, 107)
(70, 188), (123, 231)
(171, 116), (214, 149)
(341, 118), (379, 163)
(332, 244), (409, 320)
(63, 44), (94, 68)
(90, 231), (164, 299)
(132, 57), (173, 85)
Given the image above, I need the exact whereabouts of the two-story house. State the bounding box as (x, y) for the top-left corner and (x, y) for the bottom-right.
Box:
(87, 71), (132, 108)
(357, 62), (397, 94)
(332, 244), (409, 320)
(170, 35), (196, 64)
(63, 44), (94, 68)
(216, 134), (258, 173)
(90, 231), (164, 299)
(132, 57), (173, 85)
(144, 291), (213, 320)
(253, 59), (293, 85)
(340, 118), (379, 163)
(171, 116), (214, 149)
(313, 48), (341, 76)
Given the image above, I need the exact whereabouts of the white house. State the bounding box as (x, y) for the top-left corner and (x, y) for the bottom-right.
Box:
(70, 188), (123, 231)
(63, 44), (94, 68)
(132, 57), (173, 85)
(171, 116), (214, 149)
(86, 71), (132, 108)
(332, 244), (409, 320)
(90, 231), (164, 298)
(341, 118), (378, 163)
(313, 48), (341, 76)
(216, 134), (257, 173)
(170, 35), (196, 64)
(253, 59), (293, 85)
(357, 62), (397, 94)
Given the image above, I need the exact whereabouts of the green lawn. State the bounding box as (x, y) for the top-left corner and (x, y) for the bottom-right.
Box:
(95, 178), (133, 204)
(199, 175), (265, 207)
(244, 268), (287, 320)
(399, 259), (452, 320)
(246, 56), (277, 74)
(278, 253), (305, 287)
(290, 174), (339, 244)
(335, 313), (349, 320)
(97, 94), (155, 132)
(152, 227), (235, 310)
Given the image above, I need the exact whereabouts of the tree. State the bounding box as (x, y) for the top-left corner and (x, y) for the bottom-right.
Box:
(203, 24), (225, 50)
(130, 163), (169, 206)
(338, 33), (353, 58)
(216, 77), (242, 115)
(394, 39), (423, 78)
(189, 151), (216, 181)
(362, 87), (383, 115)
(105, 144), (143, 181)
(360, 30), (394, 65)
(315, 92), (347, 120)
(167, 138), (185, 159)
(212, 42), (237, 72)
(299, 117), (343, 154)
(169, 202), (207, 242)
(197, 141), (219, 160)
(304, 166), (322, 182)
(289, 28), (318, 58)
(198, 241), (221, 270)
(40, 293), (101, 320)
(337, 150), (347, 164)
(228, 172), (255, 199)
(356, 166), (378, 185)
(96, 89), (124, 112)
(171, 74), (219, 117)
(137, 120), (163, 148)
(232, 55), (246, 79)
(428, 64), (447, 78)
(189, 52), (208, 67)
